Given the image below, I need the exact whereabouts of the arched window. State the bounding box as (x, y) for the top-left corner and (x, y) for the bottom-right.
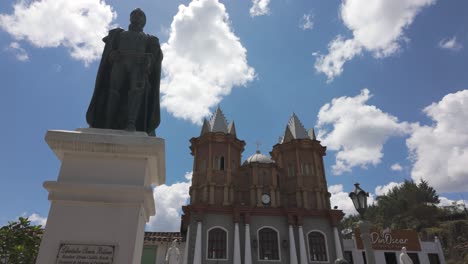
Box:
(219, 156), (225, 170)
(258, 227), (280, 260)
(207, 227), (227, 260)
(301, 163), (311, 175)
(308, 231), (328, 262)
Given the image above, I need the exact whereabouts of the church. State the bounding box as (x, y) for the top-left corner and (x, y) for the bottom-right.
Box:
(139, 108), (446, 264)
(143, 107), (346, 264)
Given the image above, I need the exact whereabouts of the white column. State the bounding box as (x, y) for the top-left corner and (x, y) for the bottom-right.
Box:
(333, 227), (344, 259)
(193, 221), (202, 264)
(298, 226), (308, 264)
(244, 224), (252, 264)
(434, 236), (446, 264)
(359, 220), (376, 264)
(182, 225), (190, 264)
(288, 225), (298, 264)
(233, 222), (241, 264)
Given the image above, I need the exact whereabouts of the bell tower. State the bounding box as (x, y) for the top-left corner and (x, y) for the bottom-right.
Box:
(189, 107), (245, 206)
(181, 111), (344, 264)
(271, 113), (331, 210)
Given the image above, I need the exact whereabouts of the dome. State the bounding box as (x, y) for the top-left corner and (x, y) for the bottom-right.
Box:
(244, 151), (275, 165)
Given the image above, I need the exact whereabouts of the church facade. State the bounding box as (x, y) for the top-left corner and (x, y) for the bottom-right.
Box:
(139, 108), (446, 264)
(179, 108), (345, 264)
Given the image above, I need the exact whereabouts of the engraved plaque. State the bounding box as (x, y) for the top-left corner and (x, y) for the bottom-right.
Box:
(56, 243), (115, 264)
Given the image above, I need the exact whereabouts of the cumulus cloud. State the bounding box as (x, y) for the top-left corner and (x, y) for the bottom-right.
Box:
(390, 163), (403, 171)
(161, 0), (255, 124)
(0, 0), (116, 65)
(329, 184), (375, 216)
(28, 213), (47, 226)
(250, 0), (271, 17)
(146, 172), (192, 231)
(438, 36), (462, 51)
(317, 89), (410, 175)
(375, 182), (403, 196)
(407, 90), (468, 193)
(300, 14), (314, 30)
(314, 37), (362, 82)
(438, 197), (467, 207)
(315, 0), (435, 81)
(5, 42), (29, 61)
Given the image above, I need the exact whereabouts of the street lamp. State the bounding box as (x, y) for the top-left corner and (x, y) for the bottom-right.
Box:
(349, 183), (369, 217)
(349, 183), (375, 264)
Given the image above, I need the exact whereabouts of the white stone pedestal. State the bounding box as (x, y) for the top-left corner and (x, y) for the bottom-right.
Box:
(36, 128), (165, 264)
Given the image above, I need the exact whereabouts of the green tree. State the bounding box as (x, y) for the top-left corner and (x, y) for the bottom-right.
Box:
(0, 217), (43, 264)
(340, 180), (442, 232)
(368, 180), (441, 231)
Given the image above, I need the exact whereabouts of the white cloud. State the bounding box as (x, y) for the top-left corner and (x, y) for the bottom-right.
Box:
(161, 0), (255, 124)
(438, 36), (462, 51)
(390, 163), (403, 171)
(250, 0), (271, 17)
(314, 36), (362, 82)
(329, 184), (375, 216)
(28, 213), (47, 227)
(0, 0), (116, 65)
(375, 182), (403, 196)
(407, 90), (468, 193)
(315, 0), (435, 81)
(317, 89), (410, 175)
(438, 197), (467, 207)
(300, 14), (314, 30)
(147, 172), (192, 231)
(5, 42), (29, 61)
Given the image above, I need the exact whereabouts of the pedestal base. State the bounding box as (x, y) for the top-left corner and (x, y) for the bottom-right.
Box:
(36, 128), (165, 264)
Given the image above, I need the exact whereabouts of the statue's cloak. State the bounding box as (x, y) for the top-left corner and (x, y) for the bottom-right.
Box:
(86, 28), (163, 135)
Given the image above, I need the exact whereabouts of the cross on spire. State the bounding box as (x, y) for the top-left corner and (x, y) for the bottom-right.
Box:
(255, 140), (262, 154)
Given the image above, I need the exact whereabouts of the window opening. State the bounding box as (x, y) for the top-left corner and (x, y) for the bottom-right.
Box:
(258, 228), (279, 260)
(308, 232), (328, 262)
(220, 156), (225, 170)
(207, 228), (227, 259)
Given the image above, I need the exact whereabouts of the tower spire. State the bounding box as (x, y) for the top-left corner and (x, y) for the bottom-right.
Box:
(200, 106), (232, 135)
(282, 113), (309, 143)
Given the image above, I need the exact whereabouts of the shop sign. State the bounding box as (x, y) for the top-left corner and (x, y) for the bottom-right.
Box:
(355, 228), (421, 251)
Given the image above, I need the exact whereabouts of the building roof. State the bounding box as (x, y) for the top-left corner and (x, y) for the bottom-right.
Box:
(243, 150), (275, 165)
(200, 106), (236, 136)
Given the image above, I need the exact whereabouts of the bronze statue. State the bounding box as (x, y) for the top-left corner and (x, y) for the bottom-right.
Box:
(86, 8), (163, 135)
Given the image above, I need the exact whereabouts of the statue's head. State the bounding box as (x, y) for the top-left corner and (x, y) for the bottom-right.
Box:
(401, 247), (407, 253)
(130, 8), (146, 30)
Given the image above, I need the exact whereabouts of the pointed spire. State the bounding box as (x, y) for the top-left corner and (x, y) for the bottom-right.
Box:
(200, 119), (210, 136)
(227, 121), (236, 136)
(200, 106), (233, 135)
(282, 113), (309, 143)
(308, 128), (316, 140)
(283, 125), (295, 143)
(209, 107), (228, 133)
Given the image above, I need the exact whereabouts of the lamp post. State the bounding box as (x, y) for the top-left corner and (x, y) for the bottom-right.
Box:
(349, 183), (375, 264)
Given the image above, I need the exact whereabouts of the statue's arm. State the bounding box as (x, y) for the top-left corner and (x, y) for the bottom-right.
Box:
(148, 35), (163, 62)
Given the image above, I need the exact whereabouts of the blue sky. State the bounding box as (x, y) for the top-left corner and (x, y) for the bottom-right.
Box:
(1, 0), (467, 231)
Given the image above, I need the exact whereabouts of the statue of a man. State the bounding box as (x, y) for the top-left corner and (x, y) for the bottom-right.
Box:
(399, 247), (413, 264)
(86, 8), (163, 134)
(165, 239), (181, 264)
